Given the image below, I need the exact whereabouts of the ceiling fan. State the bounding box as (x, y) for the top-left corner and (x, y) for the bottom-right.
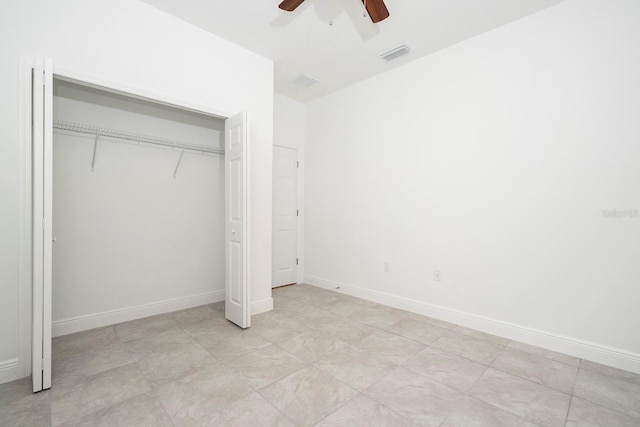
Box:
(278, 0), (390, 23)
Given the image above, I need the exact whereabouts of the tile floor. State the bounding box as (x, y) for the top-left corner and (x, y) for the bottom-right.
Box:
(2, 284), (640, 426)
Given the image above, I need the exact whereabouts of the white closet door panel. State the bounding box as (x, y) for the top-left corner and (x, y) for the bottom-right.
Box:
(225, 112), (250, 328)
(32, 57), (53, 392)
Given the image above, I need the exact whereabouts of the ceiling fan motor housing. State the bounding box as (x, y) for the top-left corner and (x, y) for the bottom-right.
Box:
(278, 0), (390, 23)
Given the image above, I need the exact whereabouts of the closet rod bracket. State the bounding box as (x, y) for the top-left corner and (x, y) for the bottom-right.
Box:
(173, 148), (185, 178)
(91, 132), (99, 171)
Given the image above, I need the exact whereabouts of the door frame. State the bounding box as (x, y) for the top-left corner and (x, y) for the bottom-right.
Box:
(20, 58), (250, 389)
(272, 145), (299, 288)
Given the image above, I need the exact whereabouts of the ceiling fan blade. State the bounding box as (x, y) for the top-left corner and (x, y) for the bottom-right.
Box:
(279, 0), (305, 12)
(362, 0), (390, 23)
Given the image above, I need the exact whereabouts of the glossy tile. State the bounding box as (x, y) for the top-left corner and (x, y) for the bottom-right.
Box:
(50, 363), (150, 426)
(126, 329), (216, 386)
(5, 289), (640, 427)
(123, 325), (194, 348)
(0, 377), (32, 402)
(0, 379), (50, 427)
(492, 347), (578, 393)
(442, 395), (537, 427)
(573, 368), (640, 419)
(380, 305), (415, 319)
(294, 291), (342, 307)
(278, 329), (351, 363)
(364, 367), (463, 426)
(138, 345), (218, 385)
(114, 314), (179, 343)
(451, 326), (510, 347)
(181, 317), (241, 338)
(320, 299), (371, 317)
(272, 284), (321, 299)
(156, 362), (252, 427)
(332, 293), (379, 307)
(189, 325), (272, 360)
(314, 345), (396, 391)
(284, 307), (342, 329)
(208, 392), (295, 427)
(566, 396), (640, 427)
(507, 340), (580, 367)
(405, 312), (457, 330)
(58, 392), (172, 427)
(403, 346), (488, 391)
(52, 326), (121, 361)
(317, 395), (417, 426)
(52, 343), (133, 389)
(170, 305), (222, 327)
(579, 359), (640, 386)
(250, 311), (310, 343)
(348, 306), (406, 329)
(313, 317), (379, 344)
(351, 329), (425, 365)
(470, 368), (571, 426)
(209, 301), (225, 312)
(386, 317), (448, 345)
(431, 332), (503, 365)
(273, 295), (308, 314)
(260, 366), (358, 427)
(223, 344), (307, 390)
(0, 377), (33, 398)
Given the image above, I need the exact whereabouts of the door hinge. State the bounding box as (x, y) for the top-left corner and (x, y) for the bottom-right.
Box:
(296, 161), (299, 168)
(296, 258), (299, 265)
(296, 209), (299, 217)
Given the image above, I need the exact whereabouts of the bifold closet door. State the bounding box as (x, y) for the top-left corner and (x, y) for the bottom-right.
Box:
(32, 57), (53, 393)
(224, 112), (250, 328)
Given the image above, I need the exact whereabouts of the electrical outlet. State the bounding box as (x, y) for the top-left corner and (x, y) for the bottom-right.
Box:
(384, 262), (390, 273)
(434, 270), (441, 282)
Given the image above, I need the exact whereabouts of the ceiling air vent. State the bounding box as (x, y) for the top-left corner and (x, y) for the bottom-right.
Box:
(292, 74), (319, 88)
(380, 45), (411, 62)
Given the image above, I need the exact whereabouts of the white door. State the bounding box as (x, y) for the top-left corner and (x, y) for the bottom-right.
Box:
(32, 57), (53, 392)
(272, 146), (298, 287)
(225, 112), (250, 328)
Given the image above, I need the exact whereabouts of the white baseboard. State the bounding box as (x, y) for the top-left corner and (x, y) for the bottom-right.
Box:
(3, 294), (273, 385)
(304, 274), (640, 375)
(0, 359), (21, 385)
(252, 297), (274, 316)
(52, 290), (225, 337)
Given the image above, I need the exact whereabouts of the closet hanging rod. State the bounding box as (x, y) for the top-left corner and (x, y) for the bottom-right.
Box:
(53, 120), (224, 155)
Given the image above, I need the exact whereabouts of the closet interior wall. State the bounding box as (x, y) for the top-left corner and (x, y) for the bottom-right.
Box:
(52, 80), (225, 336)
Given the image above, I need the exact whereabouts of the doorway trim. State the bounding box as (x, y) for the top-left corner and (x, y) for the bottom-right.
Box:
(19, 58), (247, 384)
(272, 145), (299, 288)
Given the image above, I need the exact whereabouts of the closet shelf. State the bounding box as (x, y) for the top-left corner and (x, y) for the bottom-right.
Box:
(53, 120), (224, 155)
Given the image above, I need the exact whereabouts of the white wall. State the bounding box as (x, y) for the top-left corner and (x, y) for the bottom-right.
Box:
(52, 86), (225, 335)
(304, 0), (640, 373)
(274, 94), (306, 150)
(0, 0), (273, 384)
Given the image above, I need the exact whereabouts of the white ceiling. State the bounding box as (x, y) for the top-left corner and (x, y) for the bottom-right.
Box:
(141, 0), (566, 103)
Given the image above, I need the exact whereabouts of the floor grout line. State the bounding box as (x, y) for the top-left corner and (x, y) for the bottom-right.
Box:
(5, 285), (640, 426)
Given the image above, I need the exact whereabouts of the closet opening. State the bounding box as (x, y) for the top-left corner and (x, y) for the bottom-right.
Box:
(29, 58), (250, 392)
(52, 79), (226, 335)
